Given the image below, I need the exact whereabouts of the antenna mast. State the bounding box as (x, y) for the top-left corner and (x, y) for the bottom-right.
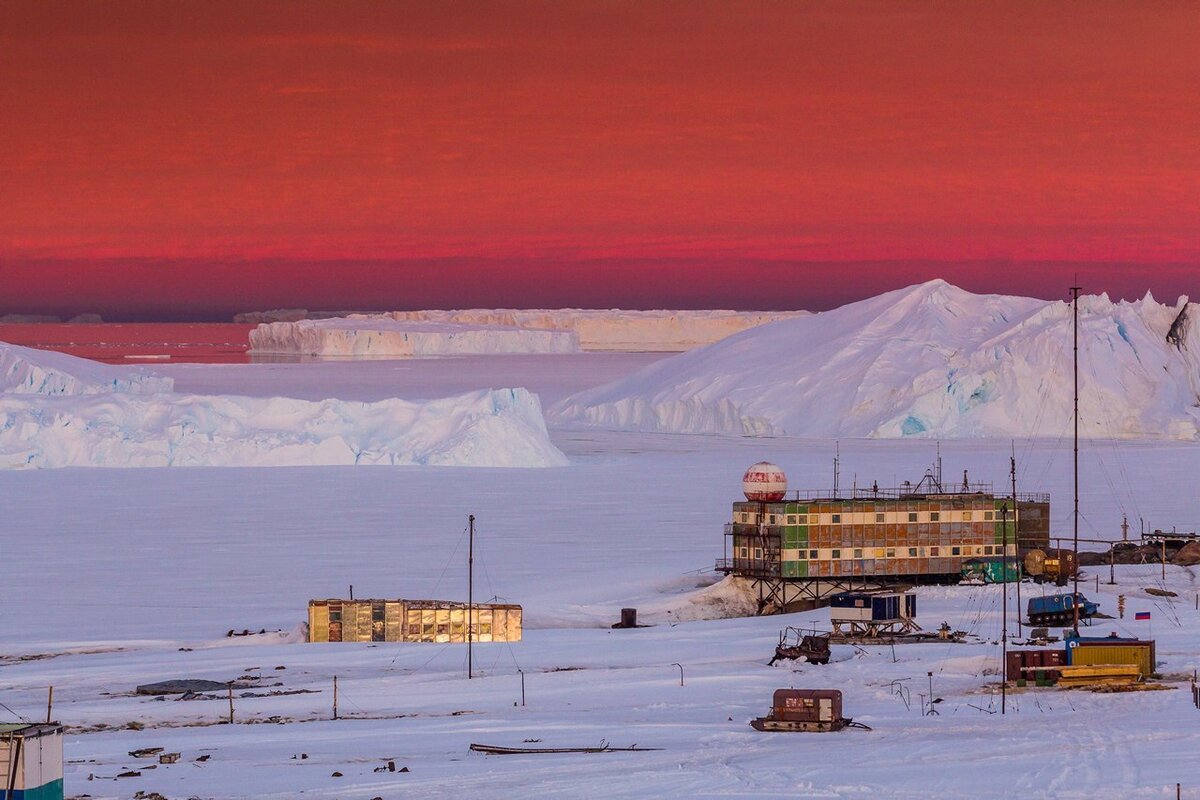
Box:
(833, 441), (840, 498)
(1070, 285), (1081, 635)
(468, 514), (475, 679)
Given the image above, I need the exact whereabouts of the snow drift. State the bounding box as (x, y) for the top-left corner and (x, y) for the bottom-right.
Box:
(0, 343), (567, 468)
(551, 280), (1200, 439)
(0, 342), (172, 395)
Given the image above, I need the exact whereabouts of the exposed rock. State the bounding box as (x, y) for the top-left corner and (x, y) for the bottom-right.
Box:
(1172, 541), (1200, 566)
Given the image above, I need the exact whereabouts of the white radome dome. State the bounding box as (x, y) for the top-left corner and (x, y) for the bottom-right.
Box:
(743, 461), (787, 501)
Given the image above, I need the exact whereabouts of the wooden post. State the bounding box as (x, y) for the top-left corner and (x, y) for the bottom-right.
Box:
(333, 676), (339, 720)
(1162, 539), (1167, 581)
(227, 684), (234, 724)
(46, 686), (53, 724)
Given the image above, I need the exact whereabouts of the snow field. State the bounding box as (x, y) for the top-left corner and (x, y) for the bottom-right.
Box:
(3, 570), (1199, 799)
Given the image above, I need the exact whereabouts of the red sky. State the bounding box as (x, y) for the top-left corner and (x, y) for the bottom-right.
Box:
(2, 1), (1197, 319)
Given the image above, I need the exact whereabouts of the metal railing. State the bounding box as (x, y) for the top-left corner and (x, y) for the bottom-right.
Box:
(743, 488), (1049, 503)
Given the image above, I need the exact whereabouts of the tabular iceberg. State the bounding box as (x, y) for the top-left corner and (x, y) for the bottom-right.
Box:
(551, 280), (1200, 440)
(249, 318), (581, 357)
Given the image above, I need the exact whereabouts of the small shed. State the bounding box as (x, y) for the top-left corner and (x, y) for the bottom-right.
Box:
(1, 723), (64, 800)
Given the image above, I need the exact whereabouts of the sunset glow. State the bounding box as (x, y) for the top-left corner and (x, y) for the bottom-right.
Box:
(2, 1), (1196, 318)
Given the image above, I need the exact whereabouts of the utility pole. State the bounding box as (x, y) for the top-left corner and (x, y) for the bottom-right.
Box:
(1070, 284), (1082, 636)
(1001, 502), (1008, 715)
(468, 514), (475, 679)
(1011, 445), (1021, 631)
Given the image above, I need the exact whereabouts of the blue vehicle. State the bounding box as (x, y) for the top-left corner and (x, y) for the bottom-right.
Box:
(1027, 593), (1099, 626)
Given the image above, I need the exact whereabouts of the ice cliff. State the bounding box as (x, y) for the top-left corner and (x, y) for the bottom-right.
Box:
(551, 280), (1200, 439)
(0, 343), (567, 468)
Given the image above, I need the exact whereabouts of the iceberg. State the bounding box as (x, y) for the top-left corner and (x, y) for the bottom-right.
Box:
(552, 280), (1200, 440)
(0, 343), (567, 468)
(249, 317), (581, 357)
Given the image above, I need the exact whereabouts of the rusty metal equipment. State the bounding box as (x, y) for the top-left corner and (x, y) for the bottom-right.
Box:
(769, 628), (831, 665)
(751, 689), (868, 732)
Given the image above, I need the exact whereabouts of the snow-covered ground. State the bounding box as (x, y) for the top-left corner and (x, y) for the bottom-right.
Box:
(249, 317), (581, 357)
(0, 343), (566, 468)
(553, 280), (1200, 439)
(3, 350), (1200, 798)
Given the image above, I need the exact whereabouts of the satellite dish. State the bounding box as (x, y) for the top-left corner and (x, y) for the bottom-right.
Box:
(1024, 549), (1046, 576)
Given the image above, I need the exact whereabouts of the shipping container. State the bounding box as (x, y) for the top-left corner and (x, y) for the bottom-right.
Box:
(1005, 649), (1066, 682)
(308, 599), (522, 644)
(1066, 636), (1155, 677)
(0, 724), (64, 800)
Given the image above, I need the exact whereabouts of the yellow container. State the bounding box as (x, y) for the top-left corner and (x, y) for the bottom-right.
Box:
(1071, 644), (1153, 678)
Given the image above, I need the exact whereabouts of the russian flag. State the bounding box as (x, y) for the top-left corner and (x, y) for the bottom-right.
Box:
(1135, 611), (1151, 620)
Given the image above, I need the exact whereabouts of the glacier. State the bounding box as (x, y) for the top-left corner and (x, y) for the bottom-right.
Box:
(249, 317), (581, 357)
(0, 342), (567, 468)
(551, 279), (1200, 439)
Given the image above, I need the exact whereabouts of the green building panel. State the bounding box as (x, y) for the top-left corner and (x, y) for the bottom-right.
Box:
(782, 525), (809, 548)
(781, 561), (809, 579)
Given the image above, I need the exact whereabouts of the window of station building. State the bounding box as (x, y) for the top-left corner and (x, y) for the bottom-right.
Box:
(875, 548), (886, 558)
(809, 549), (819, 559)
(769, 515), (777, 524)
(739, 547), (748, 558)
(983, 545), (993, 555)
(930, 511), (940, 522)
(907, 547), (918, 557)
(963, 511), (973, 521)
(984, 511), (994, 521)
(786, 515), (796, 525)
(876, 513), (885, 523)
(754, 548), (763, 560)
(886, 548), (895, 558)
(797, 514), (808, 524)
(951, 546), (961, 556)
(853, 548), (863, 558)
(908, 512), (918, 522)
(831, 514), (841, 523)
(831, 549), (841, 559)
(930, 546), (939, 556)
